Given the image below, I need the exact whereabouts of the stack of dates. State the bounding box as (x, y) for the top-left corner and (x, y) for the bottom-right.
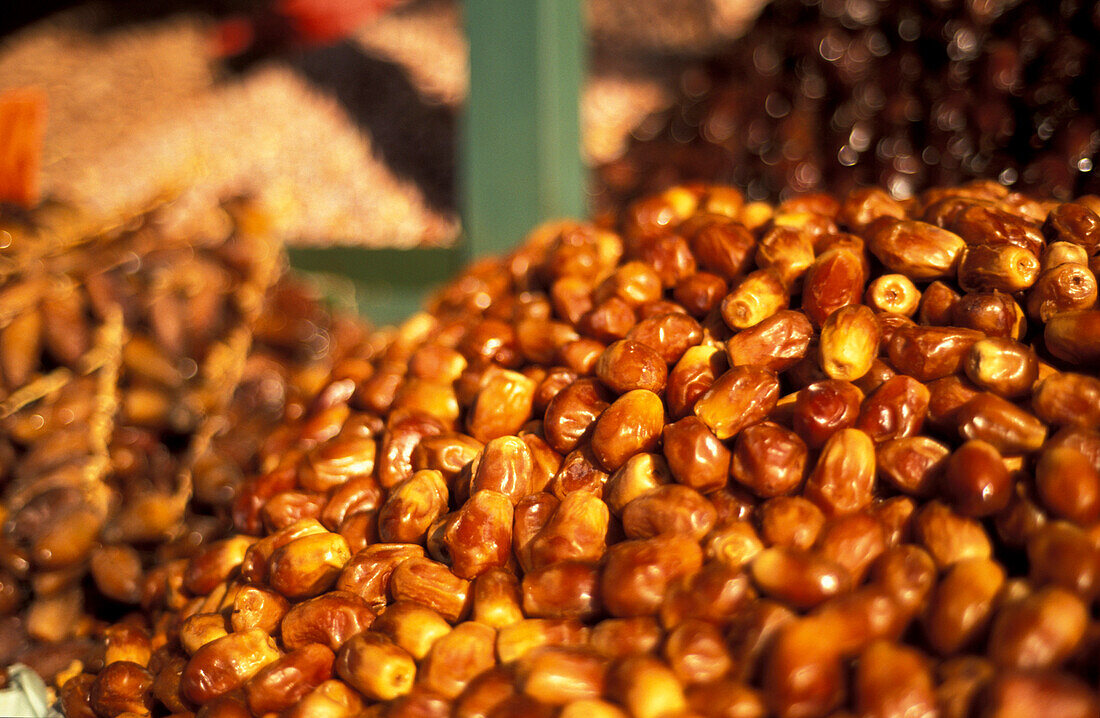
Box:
(598, 0), (1100, 208)
(0, 198), (299, 681)
(63, 180), (1100, 718)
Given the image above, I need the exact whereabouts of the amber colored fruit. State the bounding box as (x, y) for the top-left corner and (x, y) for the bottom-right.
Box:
(595, 340), (668, 395)
(721, 269), (789, 329)
(693, 366), (779, 440)
(802, 248), (867, 327)
(818, 305), (880, 382)
(662, 416), (730, 494)
(941, 441), (1012, 517)
(590, 389), (665, 471)
(865, 273), (921, 316)
(1044, 310), (1100, 366)
(180, 629), (281, 705)
(804, 428), (876, 516)
(866, 218), (966, 279)
(730, 422), (808, 498)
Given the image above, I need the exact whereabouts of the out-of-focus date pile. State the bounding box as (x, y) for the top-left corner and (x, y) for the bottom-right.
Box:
(61, 180), (1100, 718)
(598, 0), (1100, 209)
(0, 198), (367, 684)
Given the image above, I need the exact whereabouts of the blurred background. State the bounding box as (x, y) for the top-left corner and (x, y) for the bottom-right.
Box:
(2, 0), (1099, 321)
(0, 0), (766, 248)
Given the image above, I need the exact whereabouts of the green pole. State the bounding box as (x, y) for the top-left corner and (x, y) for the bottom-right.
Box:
(463, 0), (587, 258)
(288, 1), (587, 326)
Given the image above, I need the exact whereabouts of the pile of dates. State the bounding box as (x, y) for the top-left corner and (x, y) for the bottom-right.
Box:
(59, 180), (1100, 718)
(598, 0), (1100, 209)
(0, 199), (374, 682)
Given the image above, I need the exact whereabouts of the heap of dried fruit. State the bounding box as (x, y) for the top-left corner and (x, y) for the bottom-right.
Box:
(61, 180), (1100, 718)
(0, 198), (378, 681)
(598, 0), (1100, 209)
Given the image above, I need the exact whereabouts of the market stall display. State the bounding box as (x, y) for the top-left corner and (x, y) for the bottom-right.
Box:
(3, 1), (1100, 716)
(52, 179), (1100, 718)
